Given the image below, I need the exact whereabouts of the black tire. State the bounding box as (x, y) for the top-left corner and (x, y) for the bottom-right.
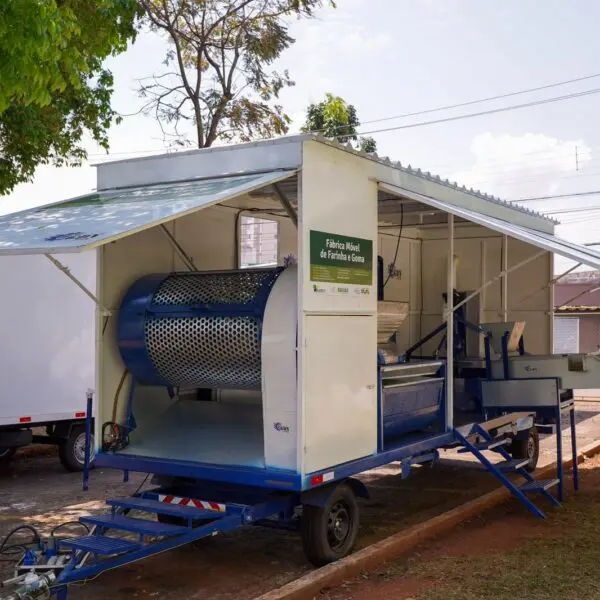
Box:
(59, 425), (95, 472)
(511, 426), (539, 473)
(301, 483), (360, 567)
(0, 447), (16, 465)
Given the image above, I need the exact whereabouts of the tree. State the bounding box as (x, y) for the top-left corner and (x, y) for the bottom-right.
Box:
(138, 0), (335, 148)
(301, 93), (377, 153)
(0, 1), (139, 195)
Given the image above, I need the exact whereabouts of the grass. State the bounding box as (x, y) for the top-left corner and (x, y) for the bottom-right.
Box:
(404, 486), (600, 600)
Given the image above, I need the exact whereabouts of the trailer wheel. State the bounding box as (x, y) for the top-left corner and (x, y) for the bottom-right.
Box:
(510, 426), (539, 473)
(301, 483), (359, 567)
(0, 447), (15, 465)
(59, 425), (95, 472)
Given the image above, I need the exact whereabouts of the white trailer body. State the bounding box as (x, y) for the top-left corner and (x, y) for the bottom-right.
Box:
(0, 251), (95, 469)
(0, 136), (599, 483)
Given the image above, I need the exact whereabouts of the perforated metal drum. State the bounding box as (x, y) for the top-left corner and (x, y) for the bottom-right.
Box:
(117, 268), (283, 389)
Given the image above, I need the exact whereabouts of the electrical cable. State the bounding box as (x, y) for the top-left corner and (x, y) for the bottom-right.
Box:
(0, 526), (41, 564)
(49, 522), (90, 537)
(82, 75), (600, 161)
(0, 526), (40, 551)
(516, 190), (600, 203)
(132, 473), (151, 497)
(356, 87), (600, 138)
(356, 72), (600, 127)
(383, 204), (403, 288)
(111, 368), (129, 424)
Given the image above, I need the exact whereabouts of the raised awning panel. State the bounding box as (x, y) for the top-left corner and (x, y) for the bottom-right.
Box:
(379, 182), (600, 270)
(0, 170), (296, 255)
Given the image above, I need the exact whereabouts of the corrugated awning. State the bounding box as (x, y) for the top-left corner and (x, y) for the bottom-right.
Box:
(0, 170), (296, 255)
(379, 182), (600, 270)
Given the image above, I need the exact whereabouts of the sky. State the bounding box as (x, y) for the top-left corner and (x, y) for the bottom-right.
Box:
(3, 0), (600, 272)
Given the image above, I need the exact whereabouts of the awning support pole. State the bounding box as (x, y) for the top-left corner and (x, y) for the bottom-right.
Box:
(273, 183), (298, 228)
(518, 262), (581, 306)
(446, 214), (454, 431)
(44, 254), (111, 316)
(502, 235), (508, 322)
(445, 250), (546, 317)
(559, 283), (600, 308)
(160, 225), (197, 271)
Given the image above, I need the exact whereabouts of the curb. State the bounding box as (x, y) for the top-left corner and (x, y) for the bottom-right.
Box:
(255, 439), (600, 600)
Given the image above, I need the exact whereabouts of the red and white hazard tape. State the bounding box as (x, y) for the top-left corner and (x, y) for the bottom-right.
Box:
(158, 494), (226, 513)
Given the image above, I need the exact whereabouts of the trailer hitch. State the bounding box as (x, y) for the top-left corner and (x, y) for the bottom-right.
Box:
(1, 571), (56, 600)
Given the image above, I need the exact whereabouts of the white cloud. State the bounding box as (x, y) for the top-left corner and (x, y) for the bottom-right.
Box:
(449, 132), (591, 201)
(448, 132), (600, 273)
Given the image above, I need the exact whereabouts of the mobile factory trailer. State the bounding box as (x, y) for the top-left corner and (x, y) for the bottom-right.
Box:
(0, 253), (95, 471)
(1, 135), (600, 599)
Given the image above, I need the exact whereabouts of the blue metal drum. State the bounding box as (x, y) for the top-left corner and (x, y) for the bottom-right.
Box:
(117, 268), (283, 389)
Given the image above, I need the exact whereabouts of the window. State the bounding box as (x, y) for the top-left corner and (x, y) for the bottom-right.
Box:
(554, 316), (579, 353)
(239, 215), (279, 268)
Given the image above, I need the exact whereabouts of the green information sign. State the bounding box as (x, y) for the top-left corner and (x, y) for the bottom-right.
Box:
(310, 230), (373, 286)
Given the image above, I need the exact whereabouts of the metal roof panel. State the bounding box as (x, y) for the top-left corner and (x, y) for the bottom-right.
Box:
(379, 181), (600, 270)
(0, 170), (296, 255)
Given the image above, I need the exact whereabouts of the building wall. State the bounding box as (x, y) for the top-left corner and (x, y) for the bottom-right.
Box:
(415, 227), (552, 355)
(580, 316), (600, 353)
(555, 283), (600, 307)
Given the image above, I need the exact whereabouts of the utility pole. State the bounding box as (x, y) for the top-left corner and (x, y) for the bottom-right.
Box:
(575, 145), (580, 172)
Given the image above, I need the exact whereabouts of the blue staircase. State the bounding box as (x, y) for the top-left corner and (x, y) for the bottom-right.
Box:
(454, 423), (561, 519)
(58, 495), (227, 559)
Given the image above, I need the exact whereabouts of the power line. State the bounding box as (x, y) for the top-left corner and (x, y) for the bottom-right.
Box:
(516, 190), (600, 202)
(358, 72), (600, 127)
(543, 204), (600, 215)
(90, 74), (600, 160)
(357, 87), (600, 137)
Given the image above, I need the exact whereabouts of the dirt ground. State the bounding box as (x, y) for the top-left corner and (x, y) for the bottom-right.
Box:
(0, 401), (599, 600)
(319, 452), (600, 600)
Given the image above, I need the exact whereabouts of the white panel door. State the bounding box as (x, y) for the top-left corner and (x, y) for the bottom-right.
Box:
(303, 315), (377, 473)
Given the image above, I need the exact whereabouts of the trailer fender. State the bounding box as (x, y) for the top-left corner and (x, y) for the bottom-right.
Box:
(301, 478), (369, 507)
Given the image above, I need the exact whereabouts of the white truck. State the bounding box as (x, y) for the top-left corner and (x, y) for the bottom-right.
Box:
(0, 252), (95, 471)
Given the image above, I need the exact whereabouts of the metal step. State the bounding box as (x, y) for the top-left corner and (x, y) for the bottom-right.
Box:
(520, 479), (560, 493)
(59, 535), (140, 556)
(458, 437), (510, 453)
(494, 458), (530, 472)
(81, 514), (188, 537)
(106, 497), (225, 520)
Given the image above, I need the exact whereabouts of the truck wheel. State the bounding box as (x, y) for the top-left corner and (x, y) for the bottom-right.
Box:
(0, 447), (15, 465)
(511, 426), (539, 473)
(301, 483), (359, 567)
(59, 425), (95, 472)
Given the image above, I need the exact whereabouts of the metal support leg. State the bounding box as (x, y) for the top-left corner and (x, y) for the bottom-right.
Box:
(446, 214), (454, 432)
(123, 470), (130, 483)
(501, 333), (510, 379)
(484, 335), (492, 380)
(82, 390), (93, 492)
(570, 403), (579, 491)
(556, 402), (564, 502)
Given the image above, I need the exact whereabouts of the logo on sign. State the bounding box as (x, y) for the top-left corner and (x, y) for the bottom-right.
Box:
(45, 232), (99, 242)
(274, 422), (290, 433)
(524, 365), (537, 373)
(313, 284), (326, 294)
